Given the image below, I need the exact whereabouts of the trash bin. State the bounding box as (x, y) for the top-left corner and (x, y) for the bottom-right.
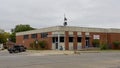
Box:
(60, 46), (63, 50)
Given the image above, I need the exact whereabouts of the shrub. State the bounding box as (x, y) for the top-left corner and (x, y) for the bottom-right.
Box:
(113, 41), (120, 49)
(29, 40), (47, 50)
(92, 39), (100, 47)
(100, 43), (108, 50)
(39, 40), (47, 49)
(29, 41), (39, 50)
(30, 43), (34, 49)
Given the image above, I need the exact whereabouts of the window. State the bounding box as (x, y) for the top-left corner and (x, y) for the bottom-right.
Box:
(52, 37), (58, 43)
(69, 37), (73, 42)
(60, 37), (64, 42)
(31, 34), (37, 38)
(52, 37), (64, 43)
(77, 37), (82, 42)
(24, 35), (29, 39)
(41, 33), (48, 38)
(52, 37), (55, 43)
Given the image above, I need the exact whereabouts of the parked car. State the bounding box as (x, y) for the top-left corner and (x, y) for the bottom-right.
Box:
(8, 45), (27, 53)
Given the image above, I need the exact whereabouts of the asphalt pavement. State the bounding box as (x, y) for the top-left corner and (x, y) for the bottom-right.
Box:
(0, 50), (120, 68)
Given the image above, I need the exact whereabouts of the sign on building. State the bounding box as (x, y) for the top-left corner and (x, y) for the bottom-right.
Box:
(93, 35), (100, 39)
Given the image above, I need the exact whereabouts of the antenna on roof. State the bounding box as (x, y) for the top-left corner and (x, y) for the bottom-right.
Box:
(63, 14), (67, 26)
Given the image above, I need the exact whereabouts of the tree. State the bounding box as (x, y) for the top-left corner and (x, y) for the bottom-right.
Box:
(9, 32), (16, 42)
(0, 32), (10, 44)
(10, 24), (35, 42)
(12, 24), (35, 33)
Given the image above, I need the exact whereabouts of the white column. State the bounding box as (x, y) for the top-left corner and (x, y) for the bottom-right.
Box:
(58, 32), (60, 50)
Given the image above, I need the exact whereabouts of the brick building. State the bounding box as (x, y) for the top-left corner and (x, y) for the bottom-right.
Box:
(16, 26), (120, 50)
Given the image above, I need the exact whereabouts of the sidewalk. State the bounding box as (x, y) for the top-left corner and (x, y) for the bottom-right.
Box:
(27, 50), (74, 56)
(26, 50), (103, 56)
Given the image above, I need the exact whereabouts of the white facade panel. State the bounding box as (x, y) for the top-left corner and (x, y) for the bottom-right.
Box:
(78, 32), (82, 35)
(85, 32), (90, 35)
(69, 32), (73, 35)
(69, 43), (73, 50)
(52, 43), (56, 50)
(77, 43), (82, 50)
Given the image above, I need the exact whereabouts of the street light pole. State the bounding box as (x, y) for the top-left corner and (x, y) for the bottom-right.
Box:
(58, 32), (60, 50)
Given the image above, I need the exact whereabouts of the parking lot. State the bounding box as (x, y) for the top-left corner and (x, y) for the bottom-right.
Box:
(0, 50), (120, 68)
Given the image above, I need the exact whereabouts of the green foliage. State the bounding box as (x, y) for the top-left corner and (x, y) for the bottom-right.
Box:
(113, 41), (120, 48)
(0, 34), (5, 44)
(10, 24), (35, 42)
(10, 32), (16, 42)
(30, 41), (39, 50)
(12, 24), (35, 33)
(100, 43), (108, 50)
(92, 39), (100, 47)
(39, 40), (46, 48)
(0, 32), (10, 44)
(30, 43), (34, 49)
(29, 40), (47, 50)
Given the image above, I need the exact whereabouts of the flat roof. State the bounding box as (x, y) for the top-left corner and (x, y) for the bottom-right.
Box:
(16, 26), (120, 36)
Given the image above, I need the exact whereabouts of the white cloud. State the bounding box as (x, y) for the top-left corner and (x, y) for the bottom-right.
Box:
(0, 0), (120, 32)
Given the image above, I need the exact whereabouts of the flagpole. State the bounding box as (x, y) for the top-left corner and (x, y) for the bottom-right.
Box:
(63, 14), (67, 26)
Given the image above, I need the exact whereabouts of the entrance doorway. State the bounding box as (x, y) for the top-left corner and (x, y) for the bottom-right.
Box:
(52, 37), (65, 50)
(85, 37), (90, 47)
(55, 42), (58, 49)
(52, 37), (58, 49)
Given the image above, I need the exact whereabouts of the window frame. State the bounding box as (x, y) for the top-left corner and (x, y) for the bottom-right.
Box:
(31, 34), (37, 39)
(77, 37), (82, 42)
(23, 35), (29, 39)
(41, 33), (48, 38)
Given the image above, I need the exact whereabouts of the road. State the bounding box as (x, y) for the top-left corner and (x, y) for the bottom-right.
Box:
(0, 50), (120, 68)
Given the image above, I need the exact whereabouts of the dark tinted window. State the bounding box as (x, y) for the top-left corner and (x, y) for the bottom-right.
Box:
(77, 37), (82, 42)
(41, 33), (48, 38)
(69, 37), (73, 42)
(52, 37), (55, 43)
(31, 34), (37, 38)
(52, 37), (58, 43)
(60, 37), (64, 42)
(24, 35), (29, 39)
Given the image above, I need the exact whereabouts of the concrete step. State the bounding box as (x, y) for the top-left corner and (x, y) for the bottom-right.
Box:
(79, 47), (100, 51)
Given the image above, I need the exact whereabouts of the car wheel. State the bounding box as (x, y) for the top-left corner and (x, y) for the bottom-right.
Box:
(9, 51), (13, 53)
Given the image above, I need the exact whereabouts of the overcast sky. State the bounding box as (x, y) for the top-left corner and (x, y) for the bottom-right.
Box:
(0, 0), (120, 32)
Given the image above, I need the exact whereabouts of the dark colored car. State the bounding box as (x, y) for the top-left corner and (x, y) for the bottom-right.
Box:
(8, 45), (27, 53)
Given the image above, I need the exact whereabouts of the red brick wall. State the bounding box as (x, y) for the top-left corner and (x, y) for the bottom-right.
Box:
(16, 35), (23, 45)
(82, 32), (86, 48)
(90, 32), (107, 45)
(16, 32), (120, 50)
(16, 32), (52, 49)
(90, 32), (120, 49)
(16, 34), (37, 48)
(73, 32), (77, 50)
(47, 32), (52, 49)
(107, 33), (120, 49)
(65, 31), (69, 50)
